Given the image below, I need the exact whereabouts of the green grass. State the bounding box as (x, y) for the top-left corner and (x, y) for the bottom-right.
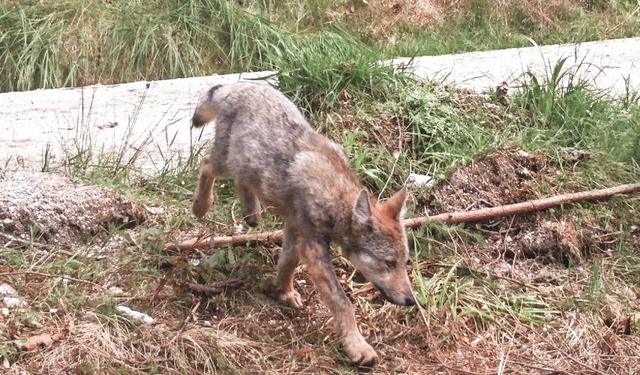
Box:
(514, 58), (640, 182)
(2, 0), (639, 92)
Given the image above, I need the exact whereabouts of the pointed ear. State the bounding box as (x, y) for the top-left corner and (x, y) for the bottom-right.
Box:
(353, 190), (372, 225)
(382, 187), (407, 220)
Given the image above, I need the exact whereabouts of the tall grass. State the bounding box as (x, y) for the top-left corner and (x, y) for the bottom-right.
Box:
(0, 0), (228, 91)
(0, 7), (71, 91)
(515, 59), (640, 168)
(215, 0), (294, 72)
(2, 0), (640, 92)
(276, 30), (410, 112)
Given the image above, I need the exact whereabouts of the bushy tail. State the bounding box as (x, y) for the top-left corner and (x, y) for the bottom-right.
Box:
(192, 84), (224, 128)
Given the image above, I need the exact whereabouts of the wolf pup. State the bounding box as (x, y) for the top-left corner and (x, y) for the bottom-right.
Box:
(191, 82), (415, 367)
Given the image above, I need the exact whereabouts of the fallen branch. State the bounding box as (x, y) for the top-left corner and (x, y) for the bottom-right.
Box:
(404, 182), (640, 228)
(165, 230), (284, 252)
(165, 182), (640, 251)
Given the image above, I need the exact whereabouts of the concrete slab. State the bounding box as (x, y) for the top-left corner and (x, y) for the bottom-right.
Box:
(1, 38), (638, 173)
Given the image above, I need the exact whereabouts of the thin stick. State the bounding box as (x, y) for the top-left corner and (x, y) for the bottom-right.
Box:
(165, 182), (640, 251)
(164, 230), (284, 252)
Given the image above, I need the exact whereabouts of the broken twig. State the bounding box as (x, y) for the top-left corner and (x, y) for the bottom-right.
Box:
(165, 230), (283, 252)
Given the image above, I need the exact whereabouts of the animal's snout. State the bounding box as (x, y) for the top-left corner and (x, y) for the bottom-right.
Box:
(376, 284), (416, 306)
(390, 292), (416, 306)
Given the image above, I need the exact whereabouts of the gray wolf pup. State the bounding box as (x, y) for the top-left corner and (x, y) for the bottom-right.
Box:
(191, 82), (415, 367)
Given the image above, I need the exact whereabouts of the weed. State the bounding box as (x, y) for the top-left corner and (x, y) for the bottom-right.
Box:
(515, 58), (640, 170)
(588, 257), (604, 303)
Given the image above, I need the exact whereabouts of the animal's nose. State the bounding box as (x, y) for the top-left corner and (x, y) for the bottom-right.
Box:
(405, 295), (416, 306)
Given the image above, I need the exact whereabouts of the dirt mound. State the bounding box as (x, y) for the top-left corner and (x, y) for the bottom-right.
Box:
(418, 148), (620, 265)
(418, 147), (545, 214)
(0, 171), (146, 247)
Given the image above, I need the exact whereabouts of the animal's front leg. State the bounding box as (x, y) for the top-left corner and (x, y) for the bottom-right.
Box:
(299, 241), (377, 367)
(192, 155), (215, 218)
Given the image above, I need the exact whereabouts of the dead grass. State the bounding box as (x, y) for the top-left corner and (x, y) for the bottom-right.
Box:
(24, 316), (262, 374)
(339, 0), (638, 53)
(6, 213), (639, 375)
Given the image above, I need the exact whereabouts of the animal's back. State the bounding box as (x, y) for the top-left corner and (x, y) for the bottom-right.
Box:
(201, 82), (357, 215)
(227, 84), (310, 140)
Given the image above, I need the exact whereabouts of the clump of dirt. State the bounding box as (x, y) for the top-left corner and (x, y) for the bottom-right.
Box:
(418, 147), (546, 214)
(417, 148), (620, 265)
(0, 171), (146, 247)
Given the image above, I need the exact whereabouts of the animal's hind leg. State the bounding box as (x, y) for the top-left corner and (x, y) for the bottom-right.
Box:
(237, 180), (262, 227)
(192, 155), (215, 219)
(272, 224), (302, 308)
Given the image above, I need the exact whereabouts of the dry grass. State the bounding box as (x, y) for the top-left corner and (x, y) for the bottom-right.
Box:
(4, 218), (639, 374)
(338, 0), (640, 56)
(17, 313), (263, 374)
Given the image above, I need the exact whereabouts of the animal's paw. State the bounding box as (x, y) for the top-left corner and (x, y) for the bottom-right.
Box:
(344, 334), (378, 368)
(278, 289), (303, 309)
(192, 194), (213, 219)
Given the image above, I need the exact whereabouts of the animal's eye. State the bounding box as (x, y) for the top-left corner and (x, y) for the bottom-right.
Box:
(386, 260), (397, 269)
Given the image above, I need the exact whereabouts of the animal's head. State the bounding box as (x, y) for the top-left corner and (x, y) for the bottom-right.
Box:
(342, 187), (416, 306)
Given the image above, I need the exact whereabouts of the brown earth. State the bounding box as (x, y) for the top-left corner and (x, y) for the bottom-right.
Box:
(416, 147), (621, 266)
